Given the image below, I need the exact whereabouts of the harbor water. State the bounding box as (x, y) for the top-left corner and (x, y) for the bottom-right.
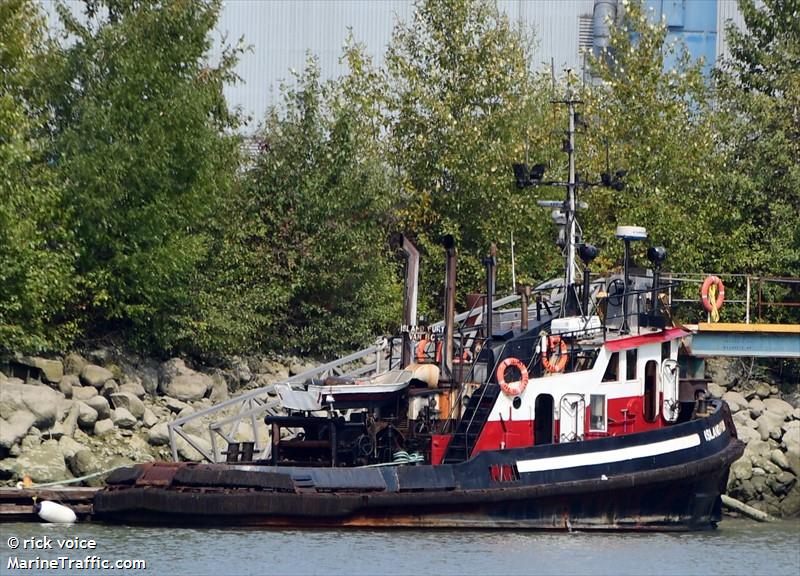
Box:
(1, 518), (799, 576)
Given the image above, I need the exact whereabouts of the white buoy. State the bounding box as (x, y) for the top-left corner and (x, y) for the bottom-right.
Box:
(36, 500), (77, 524)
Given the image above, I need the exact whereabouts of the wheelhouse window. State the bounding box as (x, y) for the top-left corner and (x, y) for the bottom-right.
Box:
(602, 352), (619, 382)
(626, 349), (637, 380)
(590, 394), (606, 431)
(662, 341), (671, 361)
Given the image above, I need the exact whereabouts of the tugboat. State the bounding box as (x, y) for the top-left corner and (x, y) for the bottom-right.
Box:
(94, 97), (744, 530)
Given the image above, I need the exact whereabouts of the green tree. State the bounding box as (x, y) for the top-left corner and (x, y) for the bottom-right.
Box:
(386, 0), (556, 315)
(579, 1), (736, 276)
(716, 0), (800, 279)
(227, 50), (401, 358)
(0, 0), (76, 352)
(47, 0), (242, 353)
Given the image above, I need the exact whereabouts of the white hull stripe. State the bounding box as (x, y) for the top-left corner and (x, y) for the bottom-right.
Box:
(516, 434), (702, 474)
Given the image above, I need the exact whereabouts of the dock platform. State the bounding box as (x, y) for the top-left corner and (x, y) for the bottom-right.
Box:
(0, 487), (99, 522)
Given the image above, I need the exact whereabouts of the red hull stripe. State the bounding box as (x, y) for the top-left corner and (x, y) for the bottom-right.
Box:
(605, 327), (688, 352)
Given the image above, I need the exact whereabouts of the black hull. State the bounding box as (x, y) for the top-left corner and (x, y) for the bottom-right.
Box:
(94, 402), (744, 531)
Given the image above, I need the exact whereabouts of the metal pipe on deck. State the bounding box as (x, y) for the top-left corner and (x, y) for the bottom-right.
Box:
(443, 235), (457, 378)
(401, 236), (420, 368)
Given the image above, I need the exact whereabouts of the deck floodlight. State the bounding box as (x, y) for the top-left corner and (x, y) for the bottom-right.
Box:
(647, 246), (667, 268)
(513, 163), (529, 188)
(530, 163), (546, 181)
(578, 243), (599, 265)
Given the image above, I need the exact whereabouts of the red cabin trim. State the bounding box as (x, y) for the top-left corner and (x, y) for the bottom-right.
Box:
(605, 327), (688, 352)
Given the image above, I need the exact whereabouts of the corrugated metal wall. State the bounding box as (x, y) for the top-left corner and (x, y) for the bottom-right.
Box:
(42, 1), (745, 129)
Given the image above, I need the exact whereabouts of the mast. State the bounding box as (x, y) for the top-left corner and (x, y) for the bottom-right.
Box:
(566, 98), (577, 294)
(561, 93), (581, 317)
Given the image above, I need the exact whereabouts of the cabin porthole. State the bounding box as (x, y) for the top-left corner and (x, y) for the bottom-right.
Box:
(512, 397), (522, 409)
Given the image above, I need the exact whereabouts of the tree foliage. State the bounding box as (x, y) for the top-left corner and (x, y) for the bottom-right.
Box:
(0, 0), (76, 352)
(578, 2), (736, 274)
(716, 0), (800, 278)
(226, 50), (401, 357)
(47, 0), (242, 353)
(0, 0), (797, 357)
(386, 0), (557, 313)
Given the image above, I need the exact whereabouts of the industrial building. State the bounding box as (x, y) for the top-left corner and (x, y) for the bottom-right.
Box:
(45, 1), (745, 129)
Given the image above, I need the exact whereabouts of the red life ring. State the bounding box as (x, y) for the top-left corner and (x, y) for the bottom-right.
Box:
(700, 275), (725, 312)
(497, 357), (528, 396)
(542, 336), (568, 373)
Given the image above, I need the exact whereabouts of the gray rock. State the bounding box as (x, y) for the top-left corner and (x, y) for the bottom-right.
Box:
(733, 410), (757, 429)
(177, 406), (196, 420)
(142, 407), (159, 428)
(731, 457), (753, 482)
(17, 356), (63, 383)
(736, 425), (761, 444)
(164, 396), (190, 413)
(162, 373), (211, 402)
(748, 397), (765, 419)
(158, 358), (188, 385)
(20, 432), (41, 450)
(793, 407), (800, 420)
(80, 364), (114, 388)
(57, 436), (85, 460)
(722, 391), (748, 413)
(209, 373), (229, 403)
(58, 374), (78, 398)
(60, 404), (79, 438)
(147, 422), (171, 446)
(63, 353), (88, 376)
(175, 432), (211, 462)
(0, 411), (36, 449)
(101, 380), (120, 398)
(10, 441), (71, 483)
(763, 398), (794, 421)
(707, 382), (726, 398)
(68, 449), (105, 484)
(72, 385), (98, 401)
(782, 423), (800, 457)
(745, 439), (772, 459)
(756, 411), (785, 441)
(119, 381), (146, 399)
(111, 407), (136, 429)
(767, 471), (796, 496)
(754, 382), (772, 399)
(0, 381), (60, 430)
(780, 484), (800, 517)
(77, 402), (98, 429)
(752, 456), (781, 476)
(85, 395), (111, 419)
(110, 392), (145, 419)
(93, 418), (114, 436)
(771, 449), (790, 470)
(786, 453), (800, 477)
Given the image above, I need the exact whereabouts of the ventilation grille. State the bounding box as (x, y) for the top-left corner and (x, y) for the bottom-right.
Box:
(578, 15), (594, 54)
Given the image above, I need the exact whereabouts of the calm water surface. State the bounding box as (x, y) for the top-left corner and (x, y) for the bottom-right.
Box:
(2, 518), (799, 576)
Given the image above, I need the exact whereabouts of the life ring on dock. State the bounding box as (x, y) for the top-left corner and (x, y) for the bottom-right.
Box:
(700, 275), (725, 319)
(542, 336), (568, 373)
(416, 339), (442, 363)
(497, 357), (528, 396)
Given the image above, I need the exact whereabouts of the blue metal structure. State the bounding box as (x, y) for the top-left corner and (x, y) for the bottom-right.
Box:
(644, 0), (719, 75)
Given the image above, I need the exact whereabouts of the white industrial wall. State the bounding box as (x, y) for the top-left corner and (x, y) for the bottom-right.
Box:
(42, 1), (743, 131)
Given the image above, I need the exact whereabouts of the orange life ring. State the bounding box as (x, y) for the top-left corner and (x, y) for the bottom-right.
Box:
(416, 339), (442, 363)
(700, 275), (725, 312)
(497, 357), (528, 396)
(542, 336), (568, 373)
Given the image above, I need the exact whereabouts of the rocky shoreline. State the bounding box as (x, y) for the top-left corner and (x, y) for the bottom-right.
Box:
(0, 349), (316, 487)
(1, 351), (798, 517)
